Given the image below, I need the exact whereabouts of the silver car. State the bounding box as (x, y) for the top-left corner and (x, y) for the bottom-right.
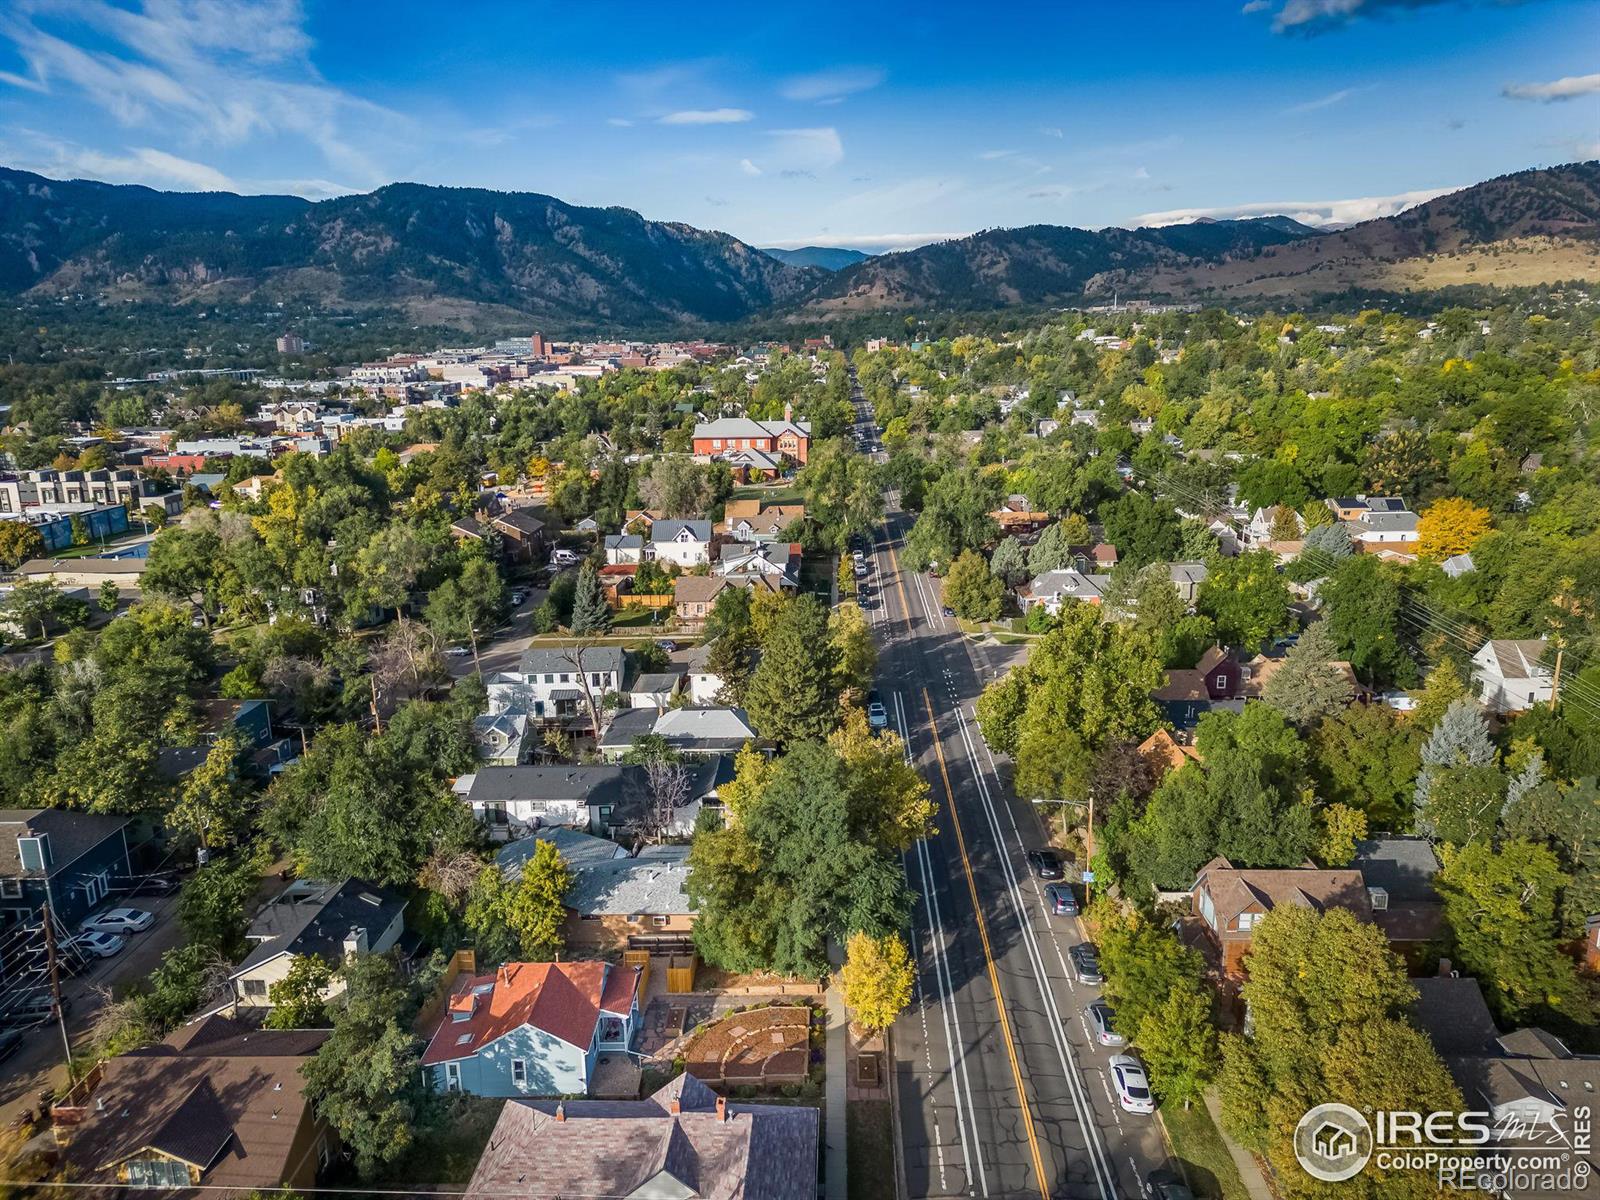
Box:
(68, 931), (126, 959)
(80, 907), (154, 934)
(1087, 1001), (1124, 1046)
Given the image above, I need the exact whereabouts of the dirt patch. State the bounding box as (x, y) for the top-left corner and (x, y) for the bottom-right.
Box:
(682, 1004), (818, 1087)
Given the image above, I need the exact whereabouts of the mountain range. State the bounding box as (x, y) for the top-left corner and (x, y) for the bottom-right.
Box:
(1, 162), (1596, 329)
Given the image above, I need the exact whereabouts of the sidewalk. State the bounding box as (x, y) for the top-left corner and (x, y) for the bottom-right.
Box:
(1203, 1091), (1275, 1200)
(824, 978), (848, 1199)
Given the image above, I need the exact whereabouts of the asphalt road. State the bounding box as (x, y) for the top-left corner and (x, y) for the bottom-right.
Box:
(855, 395), (1171, 1200)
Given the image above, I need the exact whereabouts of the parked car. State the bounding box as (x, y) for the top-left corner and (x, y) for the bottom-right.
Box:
(80, 907), (155, 935)
(116, 873), (178, 897)
(550, 549), (581, 567)
(0, 991), (62, 1029)
(854, 561), (869, 579)
(1087, 1001), (1124, 1047)
(1027, 849), (1065, 880)
(1069, 943), (1104, 986)
(1110, 1054), (1155, 1114)
(510, 590), (527, 606)
(867, 692), (889, 730)
(941, 605), (956, 618)
(1045, 883), (1077, 916)
(444, 646), (472, 657)
(66, 931), (126, 959)
(1147, 1170), (1197, 1200)
(655, 639), (679, 653)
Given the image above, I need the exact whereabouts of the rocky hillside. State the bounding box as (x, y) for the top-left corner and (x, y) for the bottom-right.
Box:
(0, 168), (816, 326)
(799, 163), (1600, 311)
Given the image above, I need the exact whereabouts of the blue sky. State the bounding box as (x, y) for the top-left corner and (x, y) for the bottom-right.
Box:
(1, 0), (1595, 253)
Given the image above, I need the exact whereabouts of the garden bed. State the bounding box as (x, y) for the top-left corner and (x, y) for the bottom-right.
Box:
(680, 1002), (820, 1087)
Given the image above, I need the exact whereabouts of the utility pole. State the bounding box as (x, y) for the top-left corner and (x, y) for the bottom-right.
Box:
(1549, 646), (1564, 712)
(1084, 792), (1096, 907)
(42, 909), (75, 1083)
(369, 673), (383, 736)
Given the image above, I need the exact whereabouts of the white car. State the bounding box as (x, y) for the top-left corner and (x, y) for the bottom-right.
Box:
(80, 907), (154, 934)
(444, 646), (472, 657)
(1110, 1054), (1156, 1114)
(68, 931), (126, 959)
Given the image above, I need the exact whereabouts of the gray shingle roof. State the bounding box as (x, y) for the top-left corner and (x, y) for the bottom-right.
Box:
(230, 878), (406, 976)
(565, 845), (695, 916)
(1352, 836), (1441, 903)
(518, 645), (626, 678)
(496, 828), (627, 882)
(0, 809), (129, 878)
(466, 765), (646, 808)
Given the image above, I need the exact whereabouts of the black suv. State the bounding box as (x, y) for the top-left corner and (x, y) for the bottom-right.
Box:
(1027, 849), (1065, 880)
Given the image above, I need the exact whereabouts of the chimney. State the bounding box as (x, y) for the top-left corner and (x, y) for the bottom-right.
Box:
(554, 1102), (566, 1123)
(670, 1097), (681, 1115)
(716, 1096), (727, 1123)
(783, 402), (793, 423)
(343, 925), (368, 960)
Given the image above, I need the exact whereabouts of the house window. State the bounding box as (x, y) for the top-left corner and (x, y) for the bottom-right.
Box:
(0, 880), (20, 900)
(591, 673), (602, 686)
(511, 1059), (528, 1089)
(559, 673), (570, 683)
(1237, 912), (1260, 931)
(125, 1156), (191, 1188)
(652, 915), (670, 928)
(317, 1137), (332, 1171)
(1215, 675), (1227, 689)
(242, 978), (268, 997)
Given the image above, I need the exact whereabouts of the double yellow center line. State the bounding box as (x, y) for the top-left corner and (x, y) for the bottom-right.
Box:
(883, 531), (1052, 1200)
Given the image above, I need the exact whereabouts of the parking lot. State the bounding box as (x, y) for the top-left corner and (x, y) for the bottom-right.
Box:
(0, 888), (186, 1123)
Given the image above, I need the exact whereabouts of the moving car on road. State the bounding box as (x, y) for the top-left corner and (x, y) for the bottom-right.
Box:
(866, 691), (889, 730)
(1087, 1001), (1125, 1046)
(1069, 942), (1104, 985)
(1045, 883), (1077, 916)
(1111, 1054), (1156, 1114)
(1027, 849), (1065, 880)
(80, 907), (154, 934)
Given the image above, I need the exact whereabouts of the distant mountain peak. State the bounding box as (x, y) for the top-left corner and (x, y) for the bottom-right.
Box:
(758, 245), (871, 271)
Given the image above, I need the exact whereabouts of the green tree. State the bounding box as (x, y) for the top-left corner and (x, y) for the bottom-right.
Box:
(503, 840), (572, 960)
(1218, 907), (1461, 1200)
(1262, 621), (1352, 727)
(355, 521), (434, 622)
(1414, 697), (1496, 839)
(1436, 840), (1589, 1026)
(169, 734), (250, 855)
(4, 579), (66, 641)
(745, 595), (842, 742)
(797, 438), (882, 551)
(302, 955), (421, 1178)
(941, 549), (1004, 621)
(1411, 660), (1469, 733)
(177, 853), (258, 958)
(638, 456), (710, 518)
(568, 559), (612, 635)
(989, 536), (1030, 587)
(1196, 549), (1292, 651)
(425, 554), (505, 662)
(1028, 518), (1087, 574)
(1319, 555), (1413, 687)
(1136, 986), (1217, 1109)
(265, 954), (333, 1029)
(1099, 492), (1180, 570)
(0, 522), (44, 570)
(1311, 704), (1419, 829)
(97, 579), (120, 614)
(828, 601), (876, 696)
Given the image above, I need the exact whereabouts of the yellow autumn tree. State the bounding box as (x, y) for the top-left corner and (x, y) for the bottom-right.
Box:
(827, 709), (936, 852)
(716, 743), (777, 823)
(1416, 497), (1492, 561)
(839, 931), (915, 1033)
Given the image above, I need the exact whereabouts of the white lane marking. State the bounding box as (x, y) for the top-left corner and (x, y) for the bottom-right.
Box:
(949, 701), (1119, 1200)
(897, 688), (987, 1197)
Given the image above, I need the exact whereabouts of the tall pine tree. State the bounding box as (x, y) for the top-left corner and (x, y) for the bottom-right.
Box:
(569, 559), (612, 635)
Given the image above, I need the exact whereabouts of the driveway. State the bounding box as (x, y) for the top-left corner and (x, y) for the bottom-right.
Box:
(0, 890), (185, 1122)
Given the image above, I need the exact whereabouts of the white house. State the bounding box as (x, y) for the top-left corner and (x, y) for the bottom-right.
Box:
(649, 520), (713, 568)
(714, 541), (800, 589)
(1351, 509), (1420, 547)
(1471, 638), (1554, 714)
(229, 878), (407, 1008)
(486, 646), (626, 729)
(603, 534), (644, 565)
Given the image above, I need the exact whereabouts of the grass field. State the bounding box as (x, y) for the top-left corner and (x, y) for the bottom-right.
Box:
(1161, 1100), (1251, 1200)
(731, 484), (804, 504)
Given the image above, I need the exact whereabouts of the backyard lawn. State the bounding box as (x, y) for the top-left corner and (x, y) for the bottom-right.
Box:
(730, 484), (804, 504)
(1161, 1100), (1250, 1200)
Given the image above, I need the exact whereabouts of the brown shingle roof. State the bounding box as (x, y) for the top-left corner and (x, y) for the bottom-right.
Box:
(1194, 856), (1372, 925)
(58, 1016), (327, 1189)
(465, 1072), (818, 1200)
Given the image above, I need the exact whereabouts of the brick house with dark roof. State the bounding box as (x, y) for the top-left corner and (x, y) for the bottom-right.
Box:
(1190, 856), (1372, 978)
(465, 1071), (818, 1200)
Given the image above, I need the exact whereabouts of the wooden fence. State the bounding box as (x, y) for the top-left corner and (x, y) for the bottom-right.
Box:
(413, 948), (477, 1033)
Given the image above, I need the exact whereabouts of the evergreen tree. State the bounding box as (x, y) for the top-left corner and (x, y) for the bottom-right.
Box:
(744, 595), (842, 743)
(568, 559), (612, 635)
(1414, 697), (1495, 835)
(1262, 621), (1352, 727)
(1028, 520), (1079, 574)
(989, 536), (1030, 587)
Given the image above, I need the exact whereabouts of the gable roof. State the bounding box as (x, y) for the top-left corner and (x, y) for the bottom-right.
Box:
(464, 1071), (818, 1200)
(230, 878), (406, 977)
(1477, 638), (1551, 681)
(1351, 836), (1441, 903)
(1410, 977), (1500, 1056)
(421, 961), (638, 1063)
(57, 1015), (327, 1189)
(466, 765), (647, 808)
(518, 645), (626, 677)
(564, 845), (695, 917)
(496, 828), (628, 881)
(1194, 857), (1372, 925)
(693, 417), (812, 441)
(652, 520), (713, 544)
(0, 808), (129, 878)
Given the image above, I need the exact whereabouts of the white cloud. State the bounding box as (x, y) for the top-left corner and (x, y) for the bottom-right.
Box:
(766, 127), (844, 170)
(1284, 86), (1362, 114)
(23, 141), (238, 191)
(779, 67), (885, 103)
(979, 149), (1016, 160)
(739, 157), (762, 176)
(0, 0), (403, 185)
(1250, 0), (1493, 34)
(1137, 185), (1458, 228)
(0, 68), (47, 92)
(659, 107), (753, 125)
(762, 231), (966, 253)
(607, 116), (634, 127)
(1039, 126), (1064, 139)
(1502, 74), (1600, 103)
